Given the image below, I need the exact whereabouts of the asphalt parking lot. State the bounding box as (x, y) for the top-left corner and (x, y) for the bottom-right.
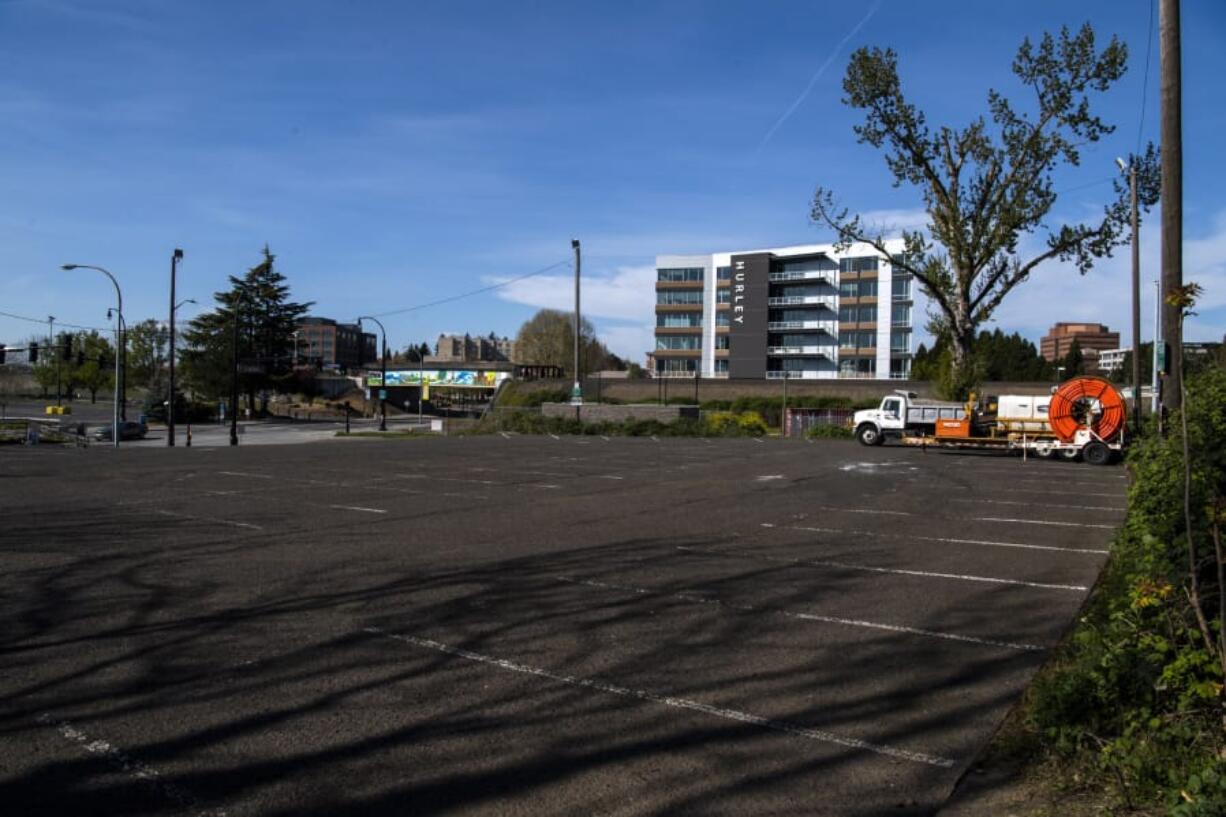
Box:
(0, 435), (1127, 816)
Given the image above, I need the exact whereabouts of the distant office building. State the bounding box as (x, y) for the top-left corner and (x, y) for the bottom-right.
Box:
(653, 240), (913, 379)
(295, 317), (377, 371)
(1040, 322), (1120, 365)
(427, 333), (514, 365)
(1098, 347), (1127, 373)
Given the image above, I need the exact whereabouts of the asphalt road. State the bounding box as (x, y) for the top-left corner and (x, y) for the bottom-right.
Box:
(0, 436), (1127, 816)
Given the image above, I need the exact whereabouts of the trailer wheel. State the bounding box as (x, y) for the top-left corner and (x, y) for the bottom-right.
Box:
(1083, 441), (1112, 466)
(1057, 447), (1081, 462)
(856, 424), (883, 446)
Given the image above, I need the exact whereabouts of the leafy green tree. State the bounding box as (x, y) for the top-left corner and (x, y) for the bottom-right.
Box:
(70, 331), (115, 403)
(180, 246), (312, 411)
(513, 309), (616, 377)
(811, 23), (1160, 398)
(125, 319), (169, 394)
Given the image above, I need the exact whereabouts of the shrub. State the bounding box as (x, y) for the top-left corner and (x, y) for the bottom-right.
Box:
(805, 423), (853, 440)
(1026, 366), (1226, 812)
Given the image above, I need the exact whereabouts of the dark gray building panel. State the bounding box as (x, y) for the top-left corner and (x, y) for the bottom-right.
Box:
(728, 253), (770, 379)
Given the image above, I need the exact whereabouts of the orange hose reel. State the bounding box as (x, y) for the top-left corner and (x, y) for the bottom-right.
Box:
(1048, 376), (1126, 443)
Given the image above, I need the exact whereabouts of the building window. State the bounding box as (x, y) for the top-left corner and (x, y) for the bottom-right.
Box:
(839, 331), (857, 349)
(716, 266), (731, 280)
(892, 275), (912, 300)
(858, 331), (876, 348)
(657, 290), (704, 305)
(657, 313), (702, 328)
(716, 312), (730, 327)
(656, 336), (701, 350)
(858, 305), (877, 323)
(657, 358), (697, 374)
(839, 281), (858, 298)
(657, 267), (704, 283)
(838, 305), (856, 322)
(839, 256), (879, 273)
(891, 329), (911, 353)
(771, 256), (830, 273)
(859, 280), (878, 298)
(715, 335), (729, 350)
(890, 358), (911, 379)
(714, 359), (729, 373)
(716, 289), (730, 304)
(892, 305), (911, 326)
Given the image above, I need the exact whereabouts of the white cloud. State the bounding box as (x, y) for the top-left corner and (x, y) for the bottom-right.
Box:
(491, 264), (655, 323)
(599, 323), (656, 363)
(980, 208), (1226, 345)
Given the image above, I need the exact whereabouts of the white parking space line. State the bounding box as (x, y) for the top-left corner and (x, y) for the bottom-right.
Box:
(1002, 488), (1125, 499)
(974, 517), (1115, 530)
(556, 576), (1044, 652)
(364, 627), (956, 768)
(329, 505), (387, 514)
(678, 545), (1088, 591)
(763, 523), (1109, 555)
(951, 498), (1125, 512)
(153, 509), (264, 530)
(38, 714), (228, 816)
(217, 470), (272, 479)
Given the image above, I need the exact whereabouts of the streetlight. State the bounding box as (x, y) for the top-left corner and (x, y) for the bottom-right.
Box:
(356, 316), (387, 431)
(61, 264), (122, 448)
(168, 248), (184, 446)
(1116, 157), (1142, 432)
(230, 289), (252, 446)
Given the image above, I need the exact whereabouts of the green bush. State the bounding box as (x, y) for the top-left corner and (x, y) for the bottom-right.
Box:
(1027, 366), (1226, 812)
(469, 409), (770, 439)
(805, 423), (853, 440)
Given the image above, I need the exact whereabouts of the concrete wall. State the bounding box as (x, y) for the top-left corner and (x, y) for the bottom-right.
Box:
(526, 377), (1059, 404)
(541, 402), (700, 424)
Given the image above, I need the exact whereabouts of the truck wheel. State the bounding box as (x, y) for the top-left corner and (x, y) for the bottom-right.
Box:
(856, 424), (883, 446)
(1057, 447), (1080, 462)
(1083, 441), (1112, 466)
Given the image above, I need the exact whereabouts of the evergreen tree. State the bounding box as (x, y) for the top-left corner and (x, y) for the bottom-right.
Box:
(179, 246), (312, 411)
(1062, 339), (1084, 377)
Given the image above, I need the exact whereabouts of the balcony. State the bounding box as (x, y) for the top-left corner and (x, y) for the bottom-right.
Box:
(768, 270), (836, 284)
(767, 295), (837, 308)
(766, 370), (832, 380)
(767, 346), (831, 357)
(767, 320), (836, 334)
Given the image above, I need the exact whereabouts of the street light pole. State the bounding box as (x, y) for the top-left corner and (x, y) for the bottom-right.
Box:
(1117, 158), (1142, 431)
(61, 264), (122, 447)
(168, 248), (184, 446)
(231, 293), (243, 446)
(357, 316), (387, 431)
(571, 239), (582, 412)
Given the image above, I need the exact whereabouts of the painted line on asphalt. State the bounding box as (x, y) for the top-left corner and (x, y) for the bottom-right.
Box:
(38, 713), (227, 816)
(682, 544), (1088, 591)
(596, 475), (625, 480)
(951, 498), (1125, 512)
(999, 488), (1125, 499)
(764, 523), (1109, 556)
(153, 509), (263, 530)
(218, 470), (272, 479)
(556, 576), (1044, 652)
(363, 626), (955, 767)
(974, 516), (1116, 530)
(329, 505), (387, 514)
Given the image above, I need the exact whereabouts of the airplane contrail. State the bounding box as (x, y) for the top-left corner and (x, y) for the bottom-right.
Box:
(755, 0), (883, 154)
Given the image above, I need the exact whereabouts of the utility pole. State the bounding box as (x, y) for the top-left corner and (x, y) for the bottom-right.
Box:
(168, 248), (183, 446)
(231, 295), (242, 446)
(48, 315), (60, 406)
(571, 239), (582, 418)
(356, 316), (387, 431)
(1159, 0), (1183, 411)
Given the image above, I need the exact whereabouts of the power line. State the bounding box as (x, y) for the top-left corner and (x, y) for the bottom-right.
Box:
(1137, 0), (1156, 155)
(370, 259), (572, 319)
(0, 309), (112, 333)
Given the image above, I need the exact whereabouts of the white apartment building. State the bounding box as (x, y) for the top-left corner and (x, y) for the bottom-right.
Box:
(654, 240), (913, 379)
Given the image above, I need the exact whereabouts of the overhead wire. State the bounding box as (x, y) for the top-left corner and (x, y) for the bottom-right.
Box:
(369, 258), (572, 319)
(1137, 0), (1155, 155)
(0, 309), (113, 333)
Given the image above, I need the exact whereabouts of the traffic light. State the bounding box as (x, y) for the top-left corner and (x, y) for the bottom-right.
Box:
(61, 337), (72, 361)
(28, 341), (38, 362)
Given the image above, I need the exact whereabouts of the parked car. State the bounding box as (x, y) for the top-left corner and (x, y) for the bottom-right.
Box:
(93, 420), (148, 441)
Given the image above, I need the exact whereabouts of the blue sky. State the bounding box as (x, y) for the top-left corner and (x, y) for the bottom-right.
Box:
(2, 0), (1224, 361)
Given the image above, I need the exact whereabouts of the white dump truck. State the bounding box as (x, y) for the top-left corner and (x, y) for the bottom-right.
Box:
(851, 392), (967, 446)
